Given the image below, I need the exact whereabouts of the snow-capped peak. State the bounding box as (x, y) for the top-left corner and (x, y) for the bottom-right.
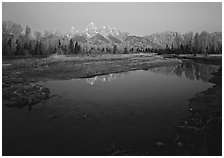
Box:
(85, 22), (98, 37)
(68, 22), (126, 42)
(70, 26), (81, 35)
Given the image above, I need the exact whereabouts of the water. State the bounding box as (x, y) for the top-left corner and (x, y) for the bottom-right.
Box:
(3, 60), (219, 155)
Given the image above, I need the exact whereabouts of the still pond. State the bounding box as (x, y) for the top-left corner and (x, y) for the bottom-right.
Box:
(3, 60), (219, 155)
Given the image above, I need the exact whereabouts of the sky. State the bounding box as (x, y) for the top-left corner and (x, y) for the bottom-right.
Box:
(2, 2), (222, 36)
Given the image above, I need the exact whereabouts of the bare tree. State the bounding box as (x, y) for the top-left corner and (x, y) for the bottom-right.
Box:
(34, 31), (42, 40)
(199, 31), (210, 55)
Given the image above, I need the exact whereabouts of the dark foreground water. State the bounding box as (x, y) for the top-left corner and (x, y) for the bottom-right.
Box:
(3, 60), (219, 155)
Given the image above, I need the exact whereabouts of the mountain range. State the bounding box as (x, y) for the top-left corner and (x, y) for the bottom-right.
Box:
(64, 23), (222, 49)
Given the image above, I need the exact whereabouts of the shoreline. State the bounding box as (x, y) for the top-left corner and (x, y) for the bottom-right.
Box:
(174, 66), (222, 155)
(163, 54), (222, 65)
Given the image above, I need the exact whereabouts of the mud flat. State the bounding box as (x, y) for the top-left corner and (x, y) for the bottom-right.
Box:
(2, 53), (181, 108)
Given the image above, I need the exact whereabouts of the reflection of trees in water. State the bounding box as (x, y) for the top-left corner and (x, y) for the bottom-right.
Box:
(86, 72), (125, 85)
(86, 61), (219, 85)
(150, 60), (219, 82)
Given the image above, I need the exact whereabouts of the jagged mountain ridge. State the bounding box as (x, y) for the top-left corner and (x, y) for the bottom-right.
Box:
(67, 23), (222, 49)
(68, 23), (122, 45)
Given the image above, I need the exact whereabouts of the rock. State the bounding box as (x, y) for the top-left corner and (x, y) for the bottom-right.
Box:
(175, 125), (202, 134)
(177, 142), (184, 147)
(46, 115), (56, 120)
(190, 143), (195, 147)
(28, 98), (32, 104)
(111, 150), (121, 156)
(156, 142), (165, 147)
(2, 63), (12, 67)
(174, 135), (180, 142)
(3, 100), (17, 107)
(110, 150), (128, 156)
(2, 83), (10, 88)
(82, 112), (89, 117)
(189, 108), (193, 112)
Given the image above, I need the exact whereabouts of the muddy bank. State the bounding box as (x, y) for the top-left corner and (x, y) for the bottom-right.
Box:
(174, 66), (222, 156)
(163, 54), (222, 65)
(2, 72), (50, 109)
(3, 54), (181, 80)
(2, 54), (181, 109)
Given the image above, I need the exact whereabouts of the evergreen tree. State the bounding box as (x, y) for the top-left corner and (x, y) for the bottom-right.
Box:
(74, 42), (80, 54)
(180, 44), (184, 53)
(69, 39), (74, 54)
(39, 41), (43, 55)
(7, 34), (13, 48)
(166, 45), (170, 54)
(185, 44), (190, 54)
(16, 39), (21, 55)
(124, 47), (128, 54)
(58, 39), (61, 48)
(74, 41), (78, 54)
(35, 41), (40, 55)
(113, 45), (117, 54)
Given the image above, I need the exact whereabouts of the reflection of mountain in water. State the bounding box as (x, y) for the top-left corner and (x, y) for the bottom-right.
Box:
(150, 60), (219, 82)
(86, 72), (128, 85)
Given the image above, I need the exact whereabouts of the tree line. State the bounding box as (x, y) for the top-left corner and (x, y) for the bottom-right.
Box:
(2, 20), (222, 57)
(3, 21), (83, 56)
(162, 31), (222, 55)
